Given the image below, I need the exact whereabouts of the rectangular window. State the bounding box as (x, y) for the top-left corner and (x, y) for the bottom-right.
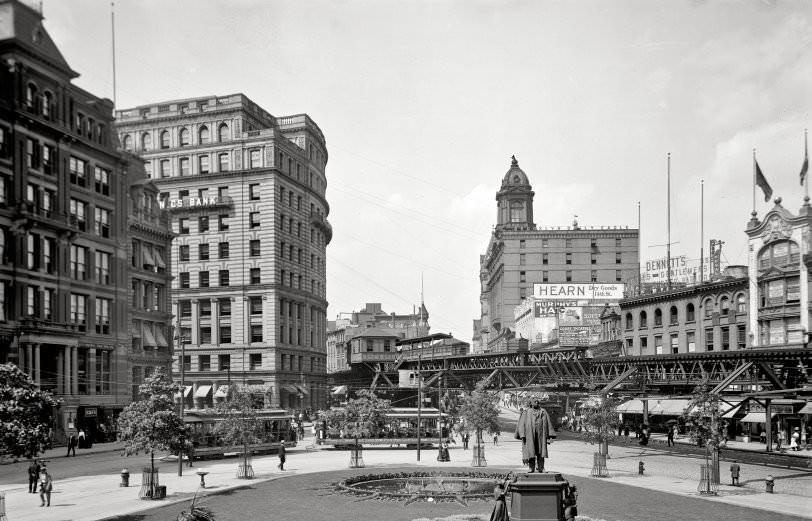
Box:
(615, 253), (622, 264)
(94, 207), (110, 237)
(565, 253), (572, 265)
(199, 243), (209, 260)
(94, 167), (110, 195)
(366, 339), (374, 352)
(218, 214), (229, 231)
(179, 245), (190, 262)
(218, 242), (229, 259)
(160, 159), (170, 178)
(591, 253), (597, 264)
(199, 216), (209, 233)
(641, 337), (648, 350)
(565, 239), (573, 248)
(218, 153), (229, 172)
(251, 325), (263, 343)
(249, 353), (262, 369)
(542, 253), (548, 265)
(70, 293), (87, 329)
(70, 245), (87, 280)
(737, 324), (746, 349)
(250, 149), (261, 168)
(179, 272), (190, 288)
(542, 271), (548, 282)
(198, 155), (209, 174)
(179, 300), (192, 317)
(519, 271), (526, 283)
(199, 300), (211, 317)
(219, 270), (229, 286)
(705, 328), (714, 351)
(687, 331), (696, 352)
(250, 212), (260, 228)
(69, 156), (86, 186)
(250, 296), (263, 315)
(218, 354), (230, 371)
(43, 288), (53, 320)
(250, 268), (261, 284)
(671, 334), (679, 354)
(69, 198), (87, 231)
(199, 355), (211, 371)
(179, 157), (190, 177)
(615, 238), (622, 248)
(178, 218), (189, 234)
(542, 239), (549, 248)
(519, 253), (526, 265)
(616, 270), (622, 282)
(519, 240), (525, 249)
(95, 297), (111, 334)
(220, 326), (232, 344)
(721, 327), (730, 350)
(590, 238), (597, 248)
(591, 270), (598, 282)
(199, 271), (209, 287)
(182, 356), (191, 372)
(249, 239), (260, 256)
(95, 250), (110, 284)
(654, 335), (663, 355)
(219, 298), (231, 316)
(566, 270), (572, 282)
(249, 183), (260, 200)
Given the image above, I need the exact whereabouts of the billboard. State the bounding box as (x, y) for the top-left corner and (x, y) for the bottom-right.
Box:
(642, 255), (725, 284)
(533, 283), (625, 301)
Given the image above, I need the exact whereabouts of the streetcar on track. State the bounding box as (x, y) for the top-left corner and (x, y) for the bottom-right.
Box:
(317, 407), (452, 448)
(183, 408), (296, 459)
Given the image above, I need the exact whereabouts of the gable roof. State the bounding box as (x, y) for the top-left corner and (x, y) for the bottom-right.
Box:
(0, 1), (77, 78)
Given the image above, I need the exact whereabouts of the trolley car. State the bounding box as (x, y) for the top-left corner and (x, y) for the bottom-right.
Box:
(183, 408), (296, 459)
(317, 407), (451, 448)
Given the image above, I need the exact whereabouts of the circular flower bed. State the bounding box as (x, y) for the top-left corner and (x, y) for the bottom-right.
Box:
(336, 471), (507, 504)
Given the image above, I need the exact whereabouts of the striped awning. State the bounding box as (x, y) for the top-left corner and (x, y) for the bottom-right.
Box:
(282, 384), (299, 394)
(175, 386), (192, 399)
(153, 249), (166, 269)
(649, 399), (692, 416)
(332, 385), (348, 395)
(194, 385), (212, 398)
(722, 404), (743, 419)
(296, 384), (310, 396)
(799, 402), (812, 415)
(213, 386), (230, 398)
(154, 327), (169, 348)
(142, 247), (155, 267)
(616, 399), (645, 414)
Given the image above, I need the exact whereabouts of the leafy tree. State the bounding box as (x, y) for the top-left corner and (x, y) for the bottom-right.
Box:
(457, 379), (500, 461)
(118, 368), (183, 497)
(343, 389), (391, 444)
(211, 385), (266, 478)
(581, 394), (620, 446)
(0, 363), (56, 458)
(682, 379), (724, 484)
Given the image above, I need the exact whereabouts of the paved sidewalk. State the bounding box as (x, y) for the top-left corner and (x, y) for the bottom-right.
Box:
(1, 431), (810, 521)
(0, 441), (124, 467)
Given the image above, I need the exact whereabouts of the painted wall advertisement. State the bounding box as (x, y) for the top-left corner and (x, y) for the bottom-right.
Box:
(641, 255), (726, 284)
(515, 284), (625, 347)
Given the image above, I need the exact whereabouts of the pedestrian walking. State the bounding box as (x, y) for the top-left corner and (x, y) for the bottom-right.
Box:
(623, 425), (629, 438)
(729, 460), (740, 486)
(78, 429), (86, 449)
(27, 459), (40, 493)
(463, 432), (469, 450)
(39, 465), (52, 507)
(66, 433), (77, 457)
(666, 425), (675, 447)
(277, 439), (286, 471)
(790, 427), (801, 451)
(493, 431), (499, 446)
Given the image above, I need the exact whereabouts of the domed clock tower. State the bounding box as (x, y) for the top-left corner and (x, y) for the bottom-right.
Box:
(496, 156), (535, 231)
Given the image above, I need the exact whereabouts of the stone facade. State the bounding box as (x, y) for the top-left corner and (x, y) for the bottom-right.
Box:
(116, 94), (331, 411)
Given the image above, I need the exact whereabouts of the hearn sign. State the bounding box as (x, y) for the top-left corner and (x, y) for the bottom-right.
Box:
(533, 283), (625, 301)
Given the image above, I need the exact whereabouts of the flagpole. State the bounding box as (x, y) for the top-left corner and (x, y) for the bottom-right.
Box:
(667, 153), (671, 290)
(805, 129), (809, 202)
(111, 1), (117, 106)
(700, 179), (704, 284)
(752, 149), (756, 215)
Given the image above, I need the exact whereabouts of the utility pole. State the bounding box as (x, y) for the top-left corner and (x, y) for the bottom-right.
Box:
(176, 325), (189, 476)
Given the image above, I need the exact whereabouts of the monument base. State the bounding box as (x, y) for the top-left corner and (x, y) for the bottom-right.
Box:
(509, 472), (571, 521)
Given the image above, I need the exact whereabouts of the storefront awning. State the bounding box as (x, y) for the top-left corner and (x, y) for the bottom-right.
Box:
(616, 399), (645, 414)
(649, 399), (692, 416)
(142, 325), (157, 348)
(153, 249), (166, 269)
(332, 385), (348, 395)
(142, 247), (155, 267)
(798, 403), (812, 415)
(213, 386), (229, 398)
(722, 404), (743, 419)
(194, 385), (212, 398)
(740, 412), (776, 423)
(282, 384), (299, 394)
(175, 386), (192, 399)
(295, 384), (310, 395)
(154, 327), (169, 348)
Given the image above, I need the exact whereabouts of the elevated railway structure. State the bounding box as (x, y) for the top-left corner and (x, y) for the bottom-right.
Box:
(357, 337), (811, 396)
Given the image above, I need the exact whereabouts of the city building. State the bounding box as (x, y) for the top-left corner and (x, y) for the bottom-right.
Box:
(619, 268), (749, 356)
(116, 94), (331, 411)
(326, 302), (429, 374)
(477, 156), (640, 349)
(0, 0), (156, 440)
(126, 155), (175, 399)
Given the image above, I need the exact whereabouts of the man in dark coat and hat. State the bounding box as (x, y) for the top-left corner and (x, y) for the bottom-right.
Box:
(515, 398), (556, 472)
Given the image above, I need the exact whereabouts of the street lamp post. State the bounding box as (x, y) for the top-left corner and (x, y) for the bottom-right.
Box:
(416, 343), (423, 462)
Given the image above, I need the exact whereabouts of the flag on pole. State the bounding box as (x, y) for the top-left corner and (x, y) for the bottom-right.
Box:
(800, 130), (809, 186)
(755, 159), (772, 202)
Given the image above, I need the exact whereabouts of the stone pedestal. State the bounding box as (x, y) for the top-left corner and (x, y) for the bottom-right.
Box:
(509, 472), (569, 521)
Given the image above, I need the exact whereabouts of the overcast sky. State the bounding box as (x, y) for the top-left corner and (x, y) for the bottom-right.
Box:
(45, 0), (811, 342)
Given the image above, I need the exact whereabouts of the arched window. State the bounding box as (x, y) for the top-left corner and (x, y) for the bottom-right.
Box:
(218, 123), (230, 142)
(510, 201), (525, 223)
(142, 132), (152, 151)
(199, 126), (210, 144)
(640, 311), (647, 328)
(625, 313), (633, 331)
(736, 294), (746, 313)
(703, 298), (714, 318)
(179, 128), (190, 146)
(669, 306), (678, 325)
(686, 303), (695, 322)
(25, 83), (37, 110)
(122, 135), (133, 151)
(654, 308), (662, 326)
(160, 130), (170, 149)
(758, 240), (800, 270)
(720, 296), (730, 316)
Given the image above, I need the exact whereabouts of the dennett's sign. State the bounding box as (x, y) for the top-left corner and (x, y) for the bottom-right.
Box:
(158, 196), (227, 210)
(532, 283), (624, 300)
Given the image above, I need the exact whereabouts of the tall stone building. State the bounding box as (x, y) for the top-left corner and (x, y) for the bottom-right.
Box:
(116, 95), (331, 411)
(0, 0), (170, 441)
(477, 156), (640, 349)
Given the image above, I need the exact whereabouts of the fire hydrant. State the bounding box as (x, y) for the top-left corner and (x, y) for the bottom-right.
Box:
(765, 475), (774, 493)
(120, 468), (130, 487)
(638, 461), (645, 475)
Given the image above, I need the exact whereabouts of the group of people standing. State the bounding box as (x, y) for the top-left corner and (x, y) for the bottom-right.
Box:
(26, 459), (53, 507)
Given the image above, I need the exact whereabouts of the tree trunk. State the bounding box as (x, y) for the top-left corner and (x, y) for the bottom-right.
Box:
(150, 450), (155, 498)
